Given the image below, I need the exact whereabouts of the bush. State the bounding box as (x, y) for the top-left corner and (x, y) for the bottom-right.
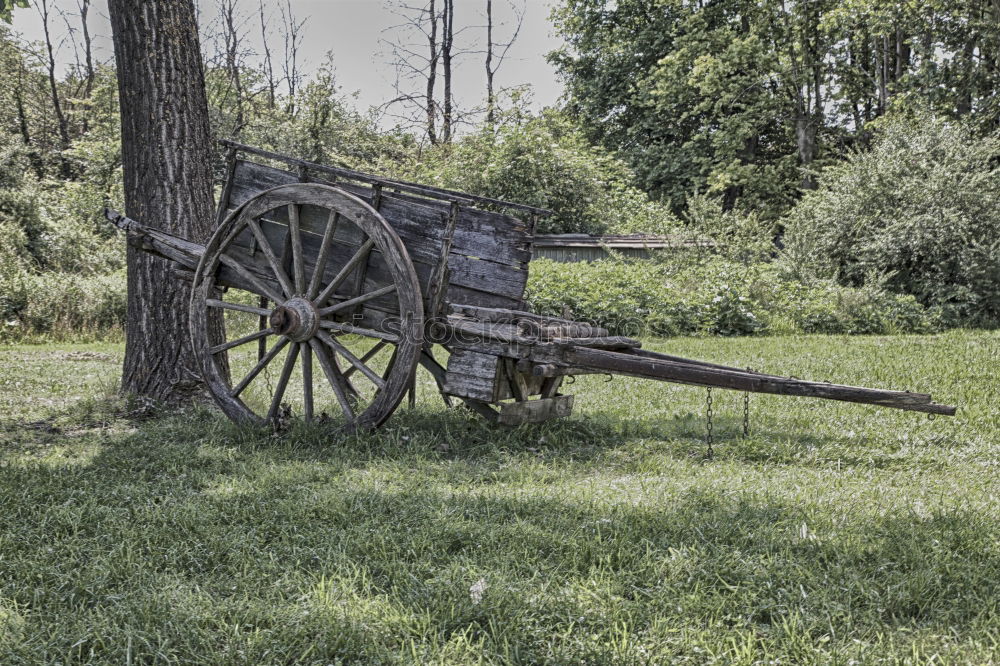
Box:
(0, 269), (126, 342)
(782, 113), (1000, 326)
(525, 256), (936, 338)
(405, 111), (680, 235)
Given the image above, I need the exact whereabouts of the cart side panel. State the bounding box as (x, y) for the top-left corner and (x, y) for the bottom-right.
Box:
(224, 159), (531, 312)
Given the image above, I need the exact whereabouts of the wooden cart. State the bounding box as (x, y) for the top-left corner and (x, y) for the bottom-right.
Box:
(105, 141), (955, 431)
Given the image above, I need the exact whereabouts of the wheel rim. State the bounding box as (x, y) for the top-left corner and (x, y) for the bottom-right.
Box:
(190, 183), (424, 431)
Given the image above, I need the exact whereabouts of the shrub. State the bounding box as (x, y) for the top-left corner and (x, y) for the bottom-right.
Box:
(0, 269), (126, 342)
(405, 111), (680, 235)
(782, 113), (1000, 326)
(525, 256), (936, 338)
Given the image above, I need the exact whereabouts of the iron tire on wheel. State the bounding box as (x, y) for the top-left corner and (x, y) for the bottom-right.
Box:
(189, 183), (424, 431)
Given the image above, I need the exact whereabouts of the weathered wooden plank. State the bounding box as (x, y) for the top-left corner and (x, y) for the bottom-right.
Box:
(444, 349), (500, 402)
(564, 347), (957, 415)
(445, 254), (527, 299)
(498, 395), (575, 426)
(444, 284), (521, 310)
(446, 318), (524, 343)
(447, 348), (501, 378)
(442, 371), (497, 402)
(447, 304), (601, 330)
(227, 198), (528, 307)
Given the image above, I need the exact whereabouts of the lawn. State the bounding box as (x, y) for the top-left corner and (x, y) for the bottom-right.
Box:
(0, 331), (997, 664)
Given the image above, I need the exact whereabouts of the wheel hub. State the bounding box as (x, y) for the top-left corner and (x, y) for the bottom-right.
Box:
(270, 297), (319, 342)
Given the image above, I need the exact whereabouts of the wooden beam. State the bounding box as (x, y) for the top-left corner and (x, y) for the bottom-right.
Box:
(565, 347), (956, 416)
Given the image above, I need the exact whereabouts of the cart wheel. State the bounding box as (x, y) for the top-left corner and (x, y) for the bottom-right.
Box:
(190, 183), (424, 431)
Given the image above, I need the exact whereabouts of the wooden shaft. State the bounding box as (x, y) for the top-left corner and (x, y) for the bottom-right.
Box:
(565, 347), (956, 416)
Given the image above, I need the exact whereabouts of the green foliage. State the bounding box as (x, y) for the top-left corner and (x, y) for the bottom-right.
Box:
(206, 57), (415, 176)
(0, 186), (41, 265)
(550, 0), (1000, 217)
(0, 0), (27, 24)
(405, 111), (679, 235)
(0, 269), (126, 342)
(684, 193), (776, 264)
(526, 256), (935, 337)
(782, 114), (1000, 326)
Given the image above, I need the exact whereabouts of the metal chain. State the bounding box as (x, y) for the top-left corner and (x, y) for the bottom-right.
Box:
(705, 387), (714, 459)
(742, 367), (752, 439)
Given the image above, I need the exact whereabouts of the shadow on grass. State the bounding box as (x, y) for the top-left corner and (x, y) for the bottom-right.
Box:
(1, 410), (997, 662)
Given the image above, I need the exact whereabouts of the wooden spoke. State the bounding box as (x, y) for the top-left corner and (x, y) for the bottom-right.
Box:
(307, 211), (339, 300)
(316, 330), (386, 389)
(218, 253), (284, 304)
(301, 342), (313, 422)
(309, 338), (355, 421)
(266, 343), (300, 422)
(318, 320), (400, 343)
(246, 216), (296, 297)
(317, 284), (397, 317)
(343, 341), (389, 379)
(314, 238), (374, 307)
(210, 327), (274, 355)
(207, 298), (271, 317)
(231, 336), (290, 398)
(288, 204), (306, 294)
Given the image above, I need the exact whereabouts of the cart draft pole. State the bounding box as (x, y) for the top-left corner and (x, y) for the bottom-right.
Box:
(107, 0), (222, 402)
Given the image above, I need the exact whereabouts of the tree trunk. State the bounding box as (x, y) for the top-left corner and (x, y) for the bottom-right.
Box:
(426, 0), (439, 145)
(107, 0), (222, 403)
(38, 0), (71, 177)
(441, 0), (454, 142)
(259, 0), (276, 109)
(485, 0), (495, 127)
(79, 0), (94, 97)
(796, 116), (817, 189)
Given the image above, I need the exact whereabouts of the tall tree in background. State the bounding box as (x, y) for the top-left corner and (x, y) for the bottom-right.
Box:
(550, 0), (1000, 217)
(107, 0), (220, 402)
(383, 0), (459, 145)
(280, 0), (304, 116)
(34, 0), (71, 176)
(441, 0), (454, 142)
(484, 0), (524, 129)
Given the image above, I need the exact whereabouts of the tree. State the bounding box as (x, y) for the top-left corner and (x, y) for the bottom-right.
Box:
(34, 0), (71, 176)
(484, 0), (524, 129)
(382, 0), (462, 145)
(549, 0), (1000, 216)
(107, 0), (221, 402)
(782, 114), (1000, 325)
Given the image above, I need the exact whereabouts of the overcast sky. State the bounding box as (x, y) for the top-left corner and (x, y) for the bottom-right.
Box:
(12, 0), (566, 125)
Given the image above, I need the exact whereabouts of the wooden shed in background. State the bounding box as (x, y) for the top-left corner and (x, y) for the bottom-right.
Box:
(530, 234), (711, 263)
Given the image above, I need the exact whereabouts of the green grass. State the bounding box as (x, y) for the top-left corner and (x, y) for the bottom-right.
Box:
(0, 331), (998, 664)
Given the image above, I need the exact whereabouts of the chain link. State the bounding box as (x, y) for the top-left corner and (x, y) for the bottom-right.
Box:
(705, 387), (714, 459)
(743, 367), (752, 439)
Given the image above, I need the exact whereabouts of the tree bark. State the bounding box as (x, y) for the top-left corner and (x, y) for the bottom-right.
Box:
(37, 0), (71, 177)
(107, 0), (222, 403)
(485, 0), (495, 127)
(426, 0), (439, 145)
(258, 0), (276, 109)
(79, 0), (94, 97)
(441, 0), (454, 142)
